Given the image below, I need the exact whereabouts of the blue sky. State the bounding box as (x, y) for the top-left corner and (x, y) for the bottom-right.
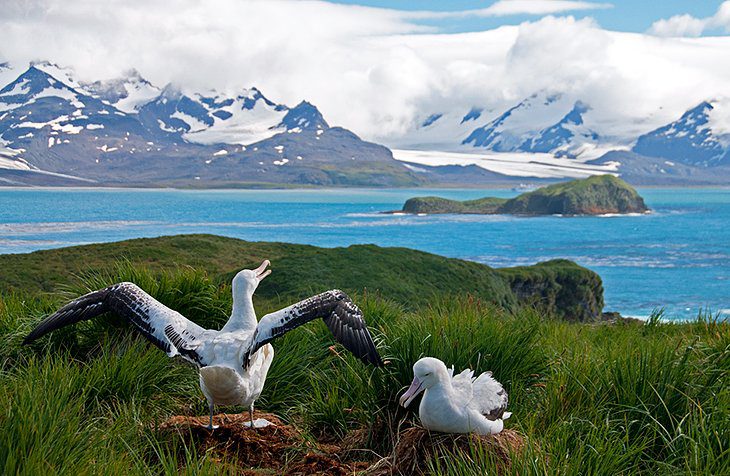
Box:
(332, 1), (725, 34)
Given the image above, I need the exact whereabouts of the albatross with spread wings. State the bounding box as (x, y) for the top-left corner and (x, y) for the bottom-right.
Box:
(23, 260), (383, 429)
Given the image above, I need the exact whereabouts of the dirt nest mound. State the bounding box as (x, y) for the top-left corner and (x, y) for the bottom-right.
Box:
(158, 412), (370, 475)
(374, 426), (527, 475)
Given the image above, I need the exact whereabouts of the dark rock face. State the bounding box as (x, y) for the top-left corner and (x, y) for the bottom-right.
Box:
(496, 259), (604, 322)
(400, 175), (648, 216)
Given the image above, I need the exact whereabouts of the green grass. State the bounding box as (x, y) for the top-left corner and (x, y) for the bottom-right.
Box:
(0, 259), (727, 475)
(402, 196), (508, 214)
(0, 234), (603, 321)
(499, 175), (648, 215)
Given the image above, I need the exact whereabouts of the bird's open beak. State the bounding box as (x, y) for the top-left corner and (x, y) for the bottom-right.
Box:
(399, 376), (424, 408)
(255, 260), (271, 280)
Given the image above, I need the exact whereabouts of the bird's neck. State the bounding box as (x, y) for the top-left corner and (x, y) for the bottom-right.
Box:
(423, 380), (454, 401)
(223, 290), (257, 332)
(433, 379), (456, 397)
(420, 381), (458, 415)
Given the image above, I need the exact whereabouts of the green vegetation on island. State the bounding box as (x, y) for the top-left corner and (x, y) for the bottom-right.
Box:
(0, 236), (726, 474)
(402, 195), (508, 214)
(401, 175), (649, 216)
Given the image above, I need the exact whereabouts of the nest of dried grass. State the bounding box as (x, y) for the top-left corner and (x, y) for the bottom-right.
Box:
(372, 426), (527, 476)
(157, 412), (372, 475)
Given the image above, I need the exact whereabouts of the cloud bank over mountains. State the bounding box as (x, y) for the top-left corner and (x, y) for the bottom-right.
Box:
(649, 2), (730, 37)
(1, 0), (729, 145)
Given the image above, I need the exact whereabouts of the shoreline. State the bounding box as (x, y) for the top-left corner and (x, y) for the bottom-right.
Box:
(1, 184), (730, 192)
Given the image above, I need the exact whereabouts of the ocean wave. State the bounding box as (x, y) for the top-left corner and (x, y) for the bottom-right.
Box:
(0, 220), (160, 236)
(469, 253), (727, 269)
(0, 239), (66, 247)
(343, 212), (388, 218)
(595, 212), (650, 218)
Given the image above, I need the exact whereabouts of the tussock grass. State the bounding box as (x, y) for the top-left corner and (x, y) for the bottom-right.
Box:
(0, 265), (727, 475)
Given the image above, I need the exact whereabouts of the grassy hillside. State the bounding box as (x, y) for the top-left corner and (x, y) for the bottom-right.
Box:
(402, 196), (507, 214)
(0, 264), (727, 475)
(401, 175), (648, 216)
(0, 234), (602, 321)
(499, 175), (648, 215)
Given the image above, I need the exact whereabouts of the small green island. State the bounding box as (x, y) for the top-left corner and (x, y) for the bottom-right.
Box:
(398, 175), (649, 216)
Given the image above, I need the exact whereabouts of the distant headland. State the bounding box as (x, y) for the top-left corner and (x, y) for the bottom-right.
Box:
(393, 175), (649, 216)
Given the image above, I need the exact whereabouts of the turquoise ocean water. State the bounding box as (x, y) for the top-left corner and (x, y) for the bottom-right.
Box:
(0, 187), (727, 320)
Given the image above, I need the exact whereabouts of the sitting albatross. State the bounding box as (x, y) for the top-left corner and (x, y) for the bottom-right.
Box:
(399, 357), (510, 435)
(23, 260), (383, 429)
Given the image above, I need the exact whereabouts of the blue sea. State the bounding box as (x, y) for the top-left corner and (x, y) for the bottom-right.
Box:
(0, 187), (728, 320)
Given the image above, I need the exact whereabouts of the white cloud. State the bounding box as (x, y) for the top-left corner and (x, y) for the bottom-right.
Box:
(648, 14), (708, 38)
(0, 0), (729, 147)
(407, 1), (612, 19)
(465, 0), (611, 17)
(649, 1), (730, 37)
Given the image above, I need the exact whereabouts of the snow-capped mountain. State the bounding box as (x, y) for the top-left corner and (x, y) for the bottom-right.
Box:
(136, 86), (320, 145)
(392, 92), (602, 160)
(0, 65), (145, 148)
(0, 61), (417, 186)
(518, 101), (599, 157)
(390, 94), (730, 184)
(462, 93), (601, 158)
(632, 101), (730, 167)
(81, 70), (161, 113)
(2, 60), (728, 186)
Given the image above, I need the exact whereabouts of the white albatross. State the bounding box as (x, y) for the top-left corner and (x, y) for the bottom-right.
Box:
(399, 357), (511, 435)
(23, 260), (383, 429)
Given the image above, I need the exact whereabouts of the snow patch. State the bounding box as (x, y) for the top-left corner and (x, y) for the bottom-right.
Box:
(157, 119), (177, 133)
(393, 149), (619, 179)
(171, 110), (208, 133)
(16, 121), (46, 129)
(182, 91), (287, 145)
(0, 146), (31, 170)
(53, 123), (82, 134)
(0, 78), (31, 96)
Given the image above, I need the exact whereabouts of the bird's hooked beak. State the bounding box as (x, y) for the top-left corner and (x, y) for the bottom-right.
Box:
(399, 376), (424, 408)
(255, 260), (271, 281)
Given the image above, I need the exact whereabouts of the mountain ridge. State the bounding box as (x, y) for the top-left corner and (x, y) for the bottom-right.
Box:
(2, 61), (730, 186)
(0, 62), (419, 187)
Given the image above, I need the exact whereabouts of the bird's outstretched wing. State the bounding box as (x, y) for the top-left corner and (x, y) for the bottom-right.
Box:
(23, 282), (209, 366)
(245, 289), (383, 368)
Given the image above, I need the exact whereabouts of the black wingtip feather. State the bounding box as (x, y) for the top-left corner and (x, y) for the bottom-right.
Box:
(331, 296), (384, 368)
(250, 289), (385, 369)
(23, 288), (111, 345)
